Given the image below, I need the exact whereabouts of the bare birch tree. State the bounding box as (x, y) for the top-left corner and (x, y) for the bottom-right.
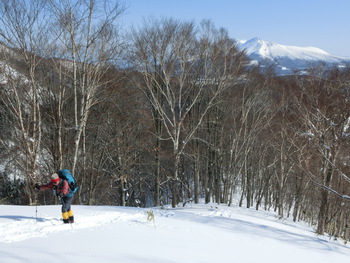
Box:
(47, 0), (125, 172)
(0, 0), (52, 204)
(130, 18), (247, 207)
(39, 1), (126, 205)
(294, 66), (350, 235)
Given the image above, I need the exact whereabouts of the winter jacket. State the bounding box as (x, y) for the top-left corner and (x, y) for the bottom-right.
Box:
(40, 179), (70, 197)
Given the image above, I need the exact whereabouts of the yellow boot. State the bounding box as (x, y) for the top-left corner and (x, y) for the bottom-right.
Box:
(62, 212), (69, 224)
(68, 210), (74, 223)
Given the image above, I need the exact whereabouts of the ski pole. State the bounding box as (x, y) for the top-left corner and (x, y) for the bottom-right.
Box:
(34, 191), (38, 219)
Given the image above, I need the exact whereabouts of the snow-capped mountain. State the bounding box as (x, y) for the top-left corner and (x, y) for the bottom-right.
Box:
(238, 37), (350, 75)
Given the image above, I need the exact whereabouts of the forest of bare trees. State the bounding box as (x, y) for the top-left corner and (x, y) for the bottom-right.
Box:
(0, 0), (350, 240)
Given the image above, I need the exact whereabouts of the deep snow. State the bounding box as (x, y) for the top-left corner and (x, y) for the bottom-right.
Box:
(0, 203), (349, 263)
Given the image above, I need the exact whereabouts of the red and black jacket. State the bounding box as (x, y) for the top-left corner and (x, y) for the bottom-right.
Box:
(40, 179), (70, 197)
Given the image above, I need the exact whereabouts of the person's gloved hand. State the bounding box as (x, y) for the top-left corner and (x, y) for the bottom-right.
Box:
(34, 183), (40, 190)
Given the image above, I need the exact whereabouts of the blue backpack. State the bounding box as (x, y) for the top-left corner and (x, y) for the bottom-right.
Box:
(57, 169), (78, 196)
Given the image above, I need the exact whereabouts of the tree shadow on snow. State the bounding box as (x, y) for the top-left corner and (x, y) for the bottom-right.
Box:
(173, 210), (350, 253)
(0, 215), (47, 222)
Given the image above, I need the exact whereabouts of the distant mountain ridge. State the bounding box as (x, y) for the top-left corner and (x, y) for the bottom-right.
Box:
(237, 37), (350, 75)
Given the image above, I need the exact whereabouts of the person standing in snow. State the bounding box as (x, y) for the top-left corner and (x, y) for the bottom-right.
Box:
(34, 173), (75, 224)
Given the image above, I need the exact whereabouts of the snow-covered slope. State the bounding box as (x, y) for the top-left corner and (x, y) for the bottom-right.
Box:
(0, 203), (349, 263)
(238, 37), (350, 75)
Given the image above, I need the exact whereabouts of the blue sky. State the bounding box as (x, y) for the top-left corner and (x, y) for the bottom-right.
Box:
(122, 0), (350, 57)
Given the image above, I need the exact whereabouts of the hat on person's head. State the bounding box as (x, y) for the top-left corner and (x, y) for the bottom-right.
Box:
(51, 173), (60, 183)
